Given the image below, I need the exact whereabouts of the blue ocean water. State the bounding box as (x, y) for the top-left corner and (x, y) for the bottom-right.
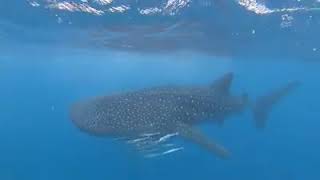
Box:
(1, 0), (320, 180)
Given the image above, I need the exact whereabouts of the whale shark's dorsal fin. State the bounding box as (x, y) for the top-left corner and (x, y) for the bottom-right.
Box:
(210, 72), (234, 95)
(175, 122), (230, 159)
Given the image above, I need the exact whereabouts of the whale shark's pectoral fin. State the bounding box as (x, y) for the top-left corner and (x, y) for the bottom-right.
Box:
(210, 72), (234, 95)
(175, 122), (230, 159)
(253, 80), (301, 128)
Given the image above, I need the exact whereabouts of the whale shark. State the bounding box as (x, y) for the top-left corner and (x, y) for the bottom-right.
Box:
(70, 72), (300, 159)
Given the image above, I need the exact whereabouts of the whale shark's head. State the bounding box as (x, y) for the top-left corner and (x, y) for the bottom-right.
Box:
(70, 98), (109, 135)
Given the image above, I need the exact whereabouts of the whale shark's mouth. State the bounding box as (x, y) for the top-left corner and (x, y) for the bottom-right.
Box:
(70, 101), (88, 130)
(70, 100), (99, 132)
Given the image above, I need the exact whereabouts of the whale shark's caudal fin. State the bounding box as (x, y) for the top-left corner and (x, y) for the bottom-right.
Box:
(211, 72), (234, 95)
(175, 122), (230, 159)
(253, 81), (301, 128)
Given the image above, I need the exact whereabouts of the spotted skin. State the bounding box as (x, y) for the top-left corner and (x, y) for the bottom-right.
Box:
(71, 85), (246, 136)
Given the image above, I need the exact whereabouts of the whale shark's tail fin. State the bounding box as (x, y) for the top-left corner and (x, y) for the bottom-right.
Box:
(253, 81), (300, 128)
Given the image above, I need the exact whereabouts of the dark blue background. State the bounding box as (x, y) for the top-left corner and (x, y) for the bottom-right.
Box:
(0, 0), (320, 179)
